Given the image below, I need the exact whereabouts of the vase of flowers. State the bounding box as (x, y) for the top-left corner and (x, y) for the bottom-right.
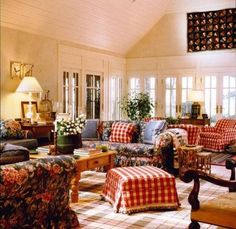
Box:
(55, 114), (86, 154)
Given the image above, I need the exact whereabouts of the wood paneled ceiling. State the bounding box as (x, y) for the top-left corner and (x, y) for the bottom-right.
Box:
(1, 0), (234, 56)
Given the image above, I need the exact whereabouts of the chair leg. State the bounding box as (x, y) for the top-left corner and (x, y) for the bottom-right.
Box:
(189, 220), (200, 229)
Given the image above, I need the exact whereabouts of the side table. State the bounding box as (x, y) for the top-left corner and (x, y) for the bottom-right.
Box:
(196, 152), (212, 174)
(177, 145), (203, 175)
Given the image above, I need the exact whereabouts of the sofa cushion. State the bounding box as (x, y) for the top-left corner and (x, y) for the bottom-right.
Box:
(0, 143), (30, 165)
(81, 119), (100, 140)
(109, 122), (135, 143)
(1, 138), (38, 149)
(143, 120), (167, 144)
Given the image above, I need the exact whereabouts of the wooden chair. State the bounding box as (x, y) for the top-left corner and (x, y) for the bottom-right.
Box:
(181, 159), (236, 229)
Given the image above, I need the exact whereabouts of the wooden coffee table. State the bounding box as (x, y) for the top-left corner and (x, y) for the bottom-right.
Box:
(30, 150), (116, 203)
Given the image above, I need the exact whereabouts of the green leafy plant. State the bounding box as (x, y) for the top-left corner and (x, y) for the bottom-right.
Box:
(120, 92), (154, 121)
(165, 116), (181, 124)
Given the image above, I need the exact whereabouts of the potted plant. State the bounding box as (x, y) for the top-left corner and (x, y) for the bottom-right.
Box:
(55, 114), (86, 154)
(120, 92), (154, 121)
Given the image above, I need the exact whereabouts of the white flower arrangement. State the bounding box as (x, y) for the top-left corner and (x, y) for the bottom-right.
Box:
(55, 114), (86, 136)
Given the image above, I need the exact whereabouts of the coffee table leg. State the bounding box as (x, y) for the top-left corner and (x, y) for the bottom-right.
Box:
(71, 173), (80, 203)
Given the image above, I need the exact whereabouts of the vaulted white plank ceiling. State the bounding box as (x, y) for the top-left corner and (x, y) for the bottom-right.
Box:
(1, 0), (234, 56)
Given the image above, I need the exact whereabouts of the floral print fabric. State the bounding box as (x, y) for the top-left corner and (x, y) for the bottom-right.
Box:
(0, 155), (79, 228)
(0, 119), (24, 139)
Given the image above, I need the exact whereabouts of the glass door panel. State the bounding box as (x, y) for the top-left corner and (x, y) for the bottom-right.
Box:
(145, 77), (156, 116)
(165, 77), (176, 117)
(130, 78), (140, 95)
(222, 75), (236, 118)
(181, 76), (193, 116)
(86, 74), (101, 119)
(204, 75), (217, 122)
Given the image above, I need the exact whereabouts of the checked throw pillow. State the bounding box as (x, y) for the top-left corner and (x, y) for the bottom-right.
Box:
(109, 122), (135, 143)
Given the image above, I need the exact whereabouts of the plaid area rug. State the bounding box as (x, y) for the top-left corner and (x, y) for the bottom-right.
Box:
(211, 153), (236, 166)
(70, 168), (229, 229)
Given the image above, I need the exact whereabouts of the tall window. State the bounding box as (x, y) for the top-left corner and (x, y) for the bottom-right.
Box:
(205, 75), (217, 122)
(130, 78), (140, 95)
(62, 71), (80, 119)
(222, 75), (236, 118)
(63, 71), (69, 114)
(86, 74), (101, 119)
(145, 77), (156, 116)
(109, 77), (122, 120)
(72, 73), (79, 119)
(181, 76), (193, 116)
(165, 77), (176, 117)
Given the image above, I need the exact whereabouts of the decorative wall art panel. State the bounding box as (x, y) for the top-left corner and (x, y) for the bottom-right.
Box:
(187, 8), (236, 52)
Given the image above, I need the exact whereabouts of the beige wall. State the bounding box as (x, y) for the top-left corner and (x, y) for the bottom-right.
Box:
(0, 27), (58, 119)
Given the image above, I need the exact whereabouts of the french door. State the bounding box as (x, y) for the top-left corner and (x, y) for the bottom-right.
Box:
(129, 75), (157, 116)
(164, 75), (193, 118)
(204, 74), (236, 122)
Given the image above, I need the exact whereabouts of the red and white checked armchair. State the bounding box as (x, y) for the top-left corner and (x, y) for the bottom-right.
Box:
(197, 119), (236, 152)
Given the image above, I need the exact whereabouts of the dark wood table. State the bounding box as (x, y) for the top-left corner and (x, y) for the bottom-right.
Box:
(21, 123), (54, 141)
(180, 118), (210, 126)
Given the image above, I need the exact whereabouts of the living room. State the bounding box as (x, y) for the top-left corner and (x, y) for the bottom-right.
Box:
(1, 0), (236, 228)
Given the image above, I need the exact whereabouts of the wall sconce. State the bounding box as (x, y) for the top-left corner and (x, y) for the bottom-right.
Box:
(10, 61), (34, 79)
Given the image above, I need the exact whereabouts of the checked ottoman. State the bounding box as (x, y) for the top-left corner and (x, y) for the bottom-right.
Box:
(101, 166), (180, 214)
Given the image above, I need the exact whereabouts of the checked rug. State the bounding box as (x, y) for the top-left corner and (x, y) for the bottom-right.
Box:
(70, 166), (230, 229)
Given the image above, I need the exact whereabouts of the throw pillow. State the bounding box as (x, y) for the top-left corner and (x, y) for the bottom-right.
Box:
(143, 120), (167, 144)
(81, 119), (100, 140)
(98, 121), (114, 141)
(109, 122), (135, 143)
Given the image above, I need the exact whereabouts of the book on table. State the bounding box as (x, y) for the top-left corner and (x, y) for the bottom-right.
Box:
(36, 145), (50, 154)
(73, 148), (100, 157)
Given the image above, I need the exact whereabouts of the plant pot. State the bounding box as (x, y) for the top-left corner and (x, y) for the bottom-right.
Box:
(57, 134), (82, 154)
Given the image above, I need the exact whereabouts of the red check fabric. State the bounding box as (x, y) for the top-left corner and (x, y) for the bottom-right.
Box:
(109, 122), (135, 143)
(198, 119), (236, 152)
(102, 166), (180, 214)
(168, 124), (201, 145)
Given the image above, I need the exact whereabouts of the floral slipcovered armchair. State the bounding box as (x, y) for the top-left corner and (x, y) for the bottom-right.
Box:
(0, 155), (79, 228)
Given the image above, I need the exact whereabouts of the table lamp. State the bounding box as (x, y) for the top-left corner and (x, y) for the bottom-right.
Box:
(188, 89), (204, 119)
(16, 76), (43, 123)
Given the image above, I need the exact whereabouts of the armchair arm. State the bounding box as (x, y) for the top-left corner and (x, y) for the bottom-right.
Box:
(181, 159), (236, 210)
(222, 128), (236, 140)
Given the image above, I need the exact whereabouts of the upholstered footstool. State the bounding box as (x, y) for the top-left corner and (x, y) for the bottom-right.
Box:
(101, 166), (180, 214)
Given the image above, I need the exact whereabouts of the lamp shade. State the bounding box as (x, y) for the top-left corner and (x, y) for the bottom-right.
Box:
(16, 76), (43, 93)
(188, 90), (204, 102)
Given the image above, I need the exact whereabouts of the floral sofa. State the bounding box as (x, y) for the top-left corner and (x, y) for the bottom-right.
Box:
(82, 120), (201, 175)
(82, 120), (166, 168)
(0, 155), (79, 228)
(0, 119), (38, 149)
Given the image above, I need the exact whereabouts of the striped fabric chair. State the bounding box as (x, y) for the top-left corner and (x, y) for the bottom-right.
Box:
(197, 119), (236, 152)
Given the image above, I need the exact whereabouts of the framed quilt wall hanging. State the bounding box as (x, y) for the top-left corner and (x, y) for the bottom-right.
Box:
(187, 8), (236, 52)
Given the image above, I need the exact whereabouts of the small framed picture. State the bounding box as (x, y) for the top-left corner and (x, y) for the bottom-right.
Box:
(10, 61), (22, 79)
(22, 63), (34, 77)
(21, 101), (38, 121)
